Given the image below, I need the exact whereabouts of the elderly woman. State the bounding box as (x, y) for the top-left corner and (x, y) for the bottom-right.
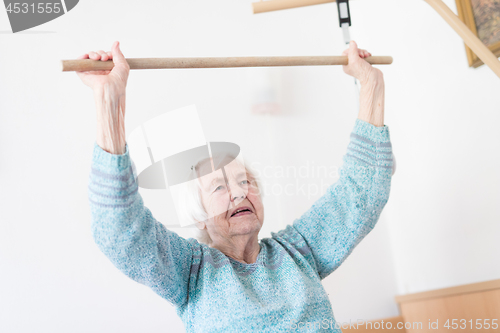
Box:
(81, 41), (393, 332)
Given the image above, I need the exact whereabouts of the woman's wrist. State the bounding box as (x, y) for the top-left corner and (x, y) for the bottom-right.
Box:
(359, 68), (383, 86)
(94, 88), (127, 155)
(358, 71), (385, 127)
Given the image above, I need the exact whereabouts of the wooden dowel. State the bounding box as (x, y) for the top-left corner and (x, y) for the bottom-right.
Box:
(424, 0), (500, 78)
(252, 0), (336, 14)
(61, 56), (393, 72)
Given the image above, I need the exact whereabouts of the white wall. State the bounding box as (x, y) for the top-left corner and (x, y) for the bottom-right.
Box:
(1, 0), (499, 332)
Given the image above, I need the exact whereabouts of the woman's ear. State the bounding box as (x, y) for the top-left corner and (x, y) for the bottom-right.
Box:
(195, 220), (206, 230)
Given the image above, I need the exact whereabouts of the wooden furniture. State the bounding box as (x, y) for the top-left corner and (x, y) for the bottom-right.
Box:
(395, 278), (500, 333)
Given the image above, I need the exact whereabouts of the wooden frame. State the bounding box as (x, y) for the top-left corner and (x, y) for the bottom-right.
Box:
(455, 0), (500, 68)
(252, 0), (500, 78)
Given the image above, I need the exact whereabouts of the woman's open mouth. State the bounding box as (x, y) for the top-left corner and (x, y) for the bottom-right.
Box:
(230, 207), (253, 217)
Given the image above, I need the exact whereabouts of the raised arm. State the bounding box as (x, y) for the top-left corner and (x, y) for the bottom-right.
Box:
(79, 42), (196, 307)
(289, 117), (392, 280)
(274, 41), (392, 279)
(88, 143), (195, 307)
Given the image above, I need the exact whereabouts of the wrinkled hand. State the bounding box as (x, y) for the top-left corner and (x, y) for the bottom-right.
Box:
(342, 40), (382, 84)
(76, 41), (130, 97)
(76, 41), (129, 155)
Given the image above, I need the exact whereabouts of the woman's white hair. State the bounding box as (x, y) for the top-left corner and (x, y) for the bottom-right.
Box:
(175, 154), (263, 246)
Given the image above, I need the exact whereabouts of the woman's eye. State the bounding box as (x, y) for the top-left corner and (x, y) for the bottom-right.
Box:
(214, 185), (224, 191)
(241, 180), (250, 185)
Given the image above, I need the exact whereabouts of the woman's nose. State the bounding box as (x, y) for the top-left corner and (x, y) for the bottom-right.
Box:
(228, 184), (246, 202)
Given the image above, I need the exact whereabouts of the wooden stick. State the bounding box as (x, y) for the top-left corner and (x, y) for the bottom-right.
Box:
(424, 0), (500, 79)
(252, 0), (336, 14)
(61, 56), (393, 72)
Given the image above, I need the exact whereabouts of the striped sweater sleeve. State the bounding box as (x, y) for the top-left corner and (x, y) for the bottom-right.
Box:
(289, 118), (393, 280)
(88, 142), (194, 307)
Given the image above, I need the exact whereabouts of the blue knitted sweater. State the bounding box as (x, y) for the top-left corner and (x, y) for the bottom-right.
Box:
(88, 118), (393, 332)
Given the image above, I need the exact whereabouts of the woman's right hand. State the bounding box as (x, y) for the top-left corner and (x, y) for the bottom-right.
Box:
(77, 41), (130, 155)
(76, 41), (130, 95)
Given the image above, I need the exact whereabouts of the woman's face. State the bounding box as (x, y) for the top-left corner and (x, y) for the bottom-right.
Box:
(197, 158), (264, 243)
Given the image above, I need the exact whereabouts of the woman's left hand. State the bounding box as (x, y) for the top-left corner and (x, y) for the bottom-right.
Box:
(341, 40), (382, 85)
